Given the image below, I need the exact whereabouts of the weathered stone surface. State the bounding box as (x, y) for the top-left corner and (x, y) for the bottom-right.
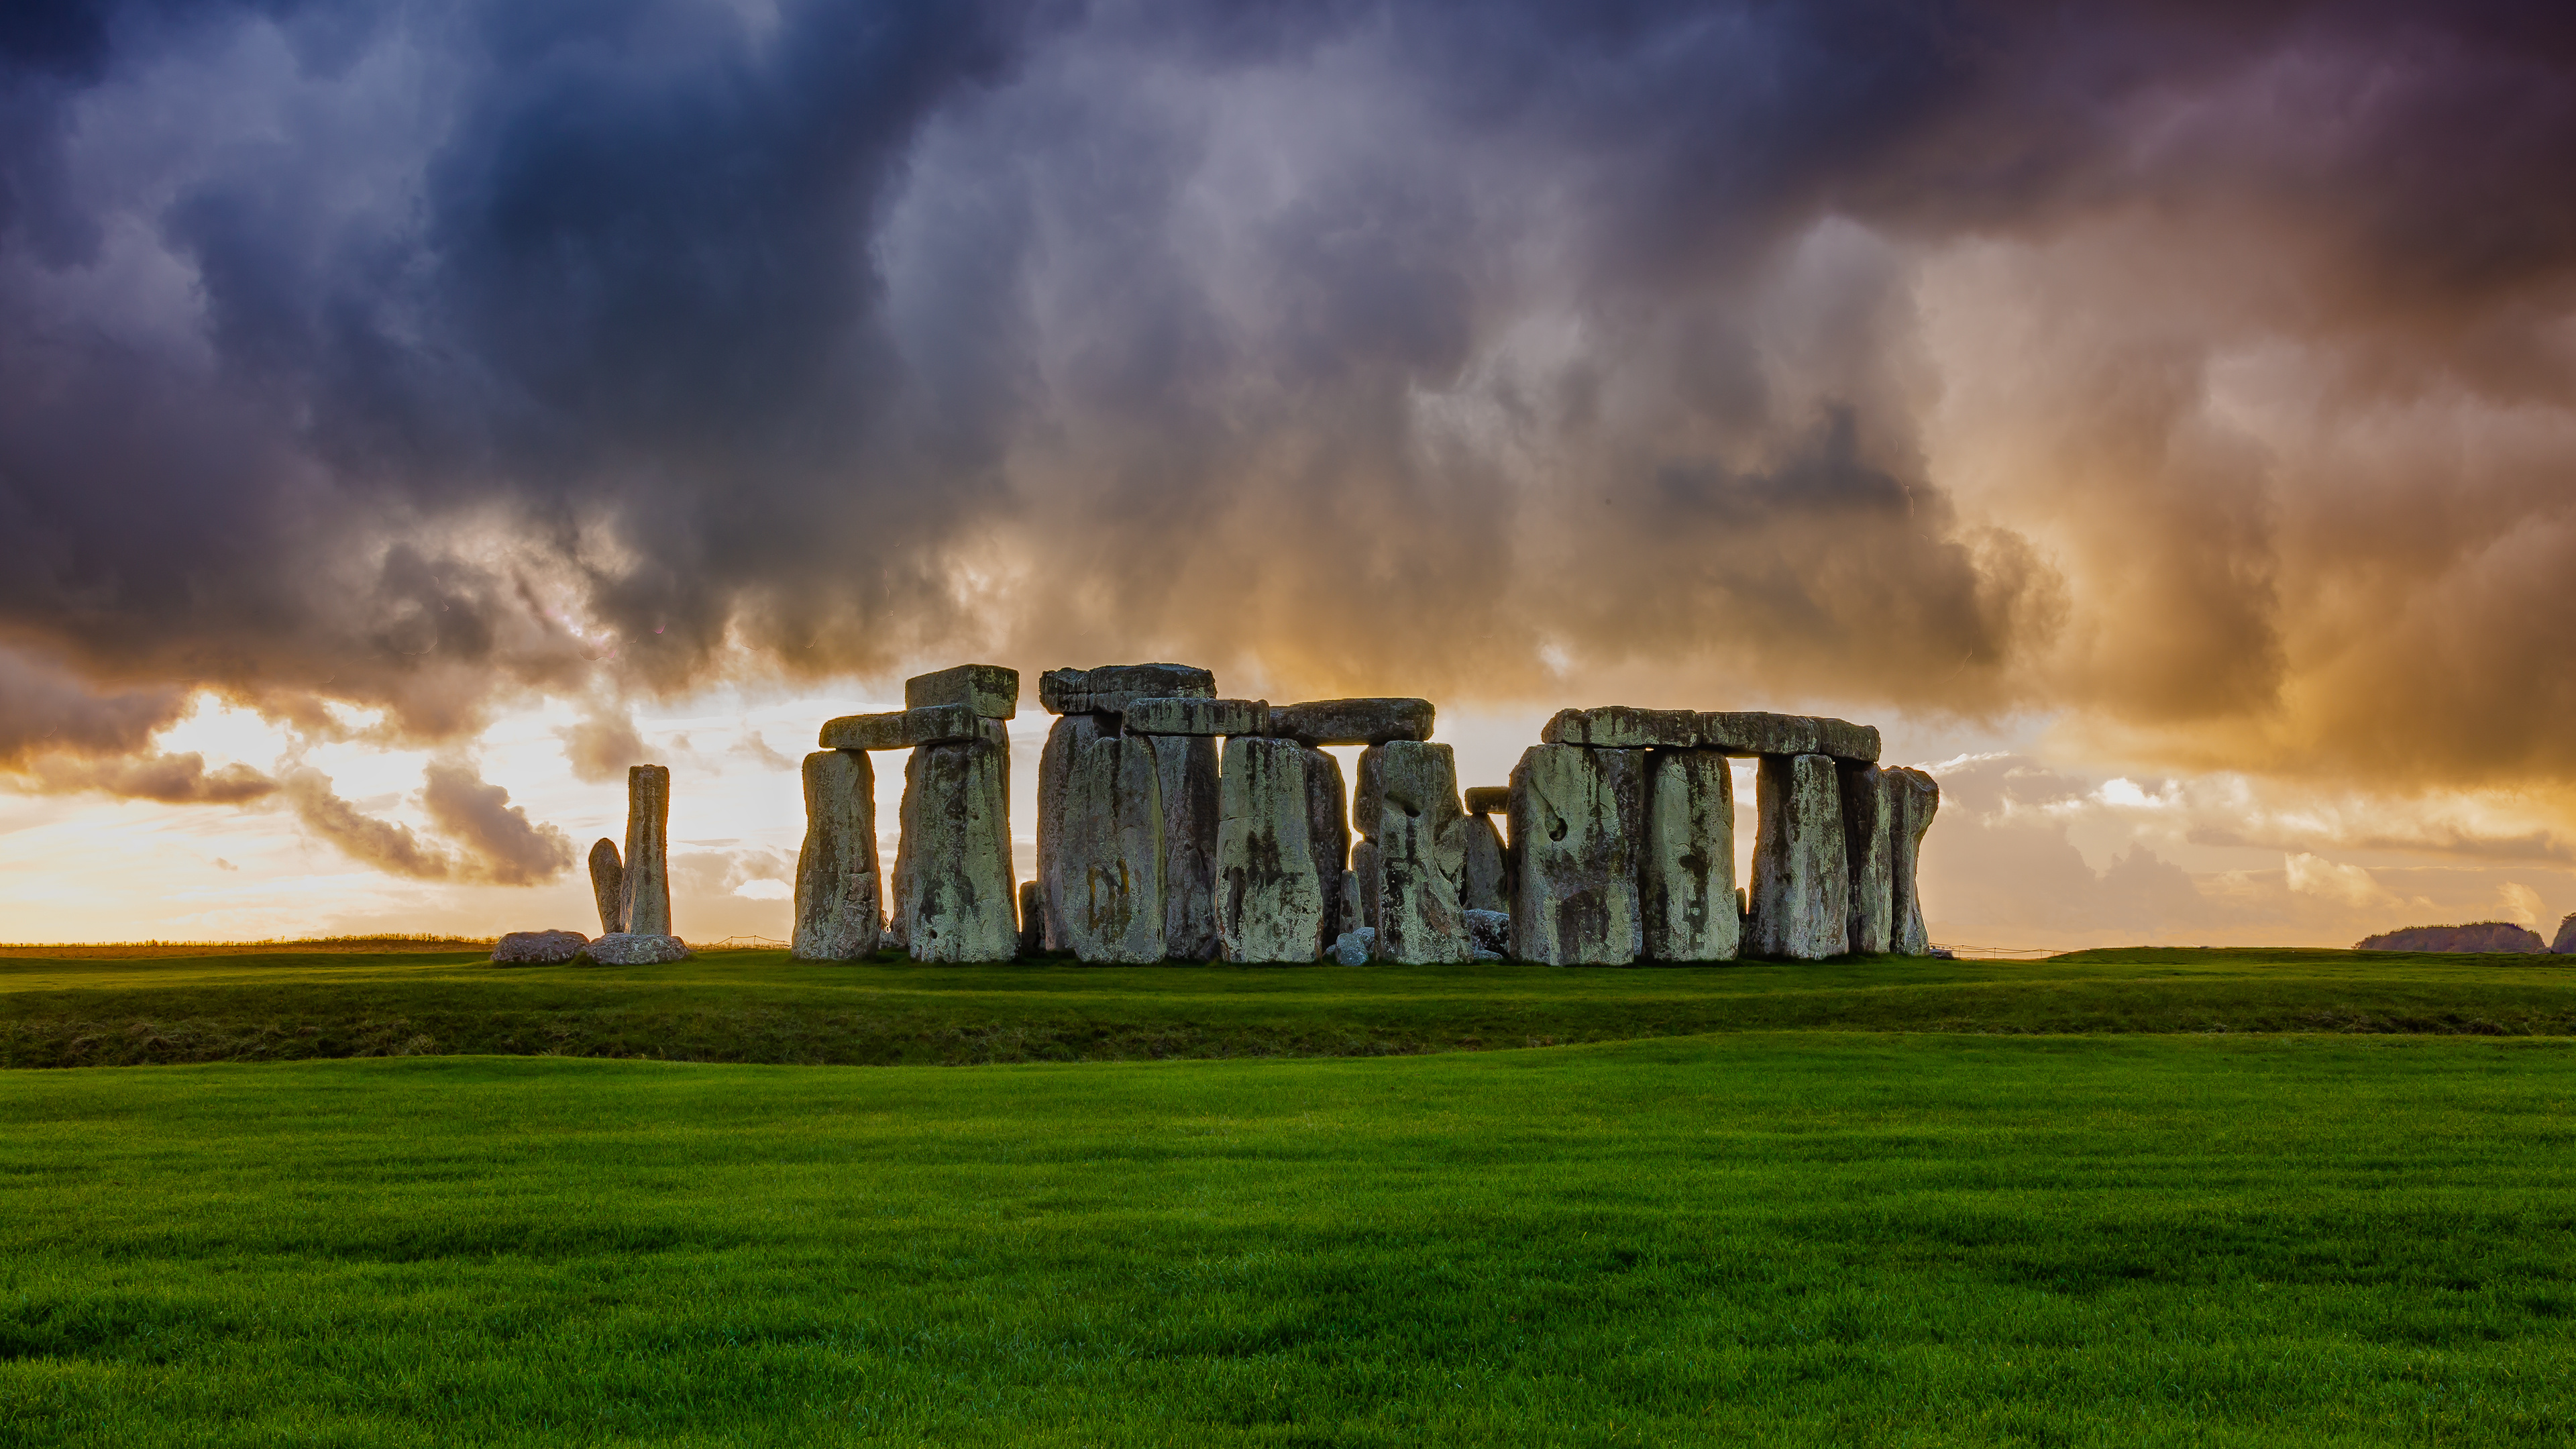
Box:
(1464, 908), (1511, 959)
(1214, 737), (1346, 963)
(1144, 733), (1221, 961)
(587, 838), (625, 935)
(1462, 786), (1509, 816)
(1839, 763), (1894, 956)
(585, 932), (691, 965)
(1017, 882), (1046, 957)
(905, 663), (1020, 720)
(1339, 871), (1364, 937)
(2357, 922), (2548, 953)
(1348, 838), (1382, 931)
(1267, 698), (1435, 747)
(1333, 927), (1376, 966)
(892, 718), (1018, 962)
(1354, 741), (1473, 965)
(492, 929), (587, 964)
(1040, 663), (1216, 715)
(1642, 749), (1737, 963)
(1508, 744), (1646, 966)
(1699, 711), (1880, 763)
(2557, 912), (2576, 955)
(1123, 697), (1269, 736)
(1541, 706), (1701, 749)
(1461, 813), (1509, 913)
(620, 765), (672, 938)
(820, 702), (981, 751)
(792, 750), (882, 961)
(1885, 767), (1939, 957)
(1035, 712), (1112, 951)
(1748, 753), (1849, 959)
(1057, 733), (1166, 963)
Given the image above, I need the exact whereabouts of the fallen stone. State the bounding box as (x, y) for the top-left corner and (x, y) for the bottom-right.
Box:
(584, 932), (691, 965)
(1641, 749), (1737, 963)
(621, 765), (673, 938)
(819, 702), (982, 751)
(492, 929), (588, 965)
(1214, 737), (1346, 963)
(1541, 706), (1701, 749)
(1464, 908), (1511, 959)
(1057, 732), (1167, 963)
(1699, 711), (1880, 763)
(1462, 786), (1509, 816)
(1268, 698), (1435, 747)
(1748, 753), (1849, 960)
(1035, 712), (1113, 951)
(1508, 744), (1646, 965)
(1333, 927), (1376, 966)
(587, 838), (625, 934)
(1839, 763), (1894, 956)
(1017, 882), (1046, 957)
(2357, 922), (2548, 953)
(1146, 733), (1222, 961)
(1354, 741), (1473, 965)
(1040, 663), (1216, 715)
(1121, 696), (1269, 736)
(892, 718), (1020, 962)
(905, 663), (1020, 720)
(792, 750), (883, 961)
(2557, 912), (2576, 955)
(1461, 812), (1509, 913)
(1884, 767), (1939, 957)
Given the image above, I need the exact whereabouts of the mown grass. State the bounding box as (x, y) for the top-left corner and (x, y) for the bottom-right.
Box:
(3, 1035), (2573, 1445)
(1, 947), (2572, 1067)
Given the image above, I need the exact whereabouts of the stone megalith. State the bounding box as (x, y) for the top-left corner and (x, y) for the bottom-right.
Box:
(1508, 744), (1646, 965)
(892, 718), (1018, 962)
(1461, 813), (1509, 913)
(1641, 749), (1737, 963)
(1144, 733), (1222, 961)
(905, 663), (1019, 719)
(1749, 753), (1849, 959)
(792, 750), (882, 961)
(1884, 767), (1940, 956)
(493, 930), (588, 964)
(1348, 838), (1381, 931)
(1036, 712), (1112, 951)
(587, 838), (625, 934)
(1354, 741), (1473, 964)
(1839, 762), (1894, 956)
(1058, 733), (1167, 963)
(1215, 737), (1346, 963)
(620, 765), (672, 938)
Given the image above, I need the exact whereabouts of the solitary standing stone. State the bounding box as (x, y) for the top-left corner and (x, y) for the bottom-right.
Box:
(1354, 741), (1472, 964)
(1885, 766), (1940, 957)
(1036, 712), (1112, 951)
(892, 719), (1018, 962)
(1146, 733), (1222, 961)
(1839, 763), (1894, 955)
(1058, 733), (1167, 963)
(1641, 749), (1737, 962)
(1215, 737), (1346, 963)
(792, 751), (882, 961)
(620, 765), (672, 938)
(1508, 744), (1646, 965)
(1749, 753), (1848, 959)
(588, 838), (625, 935)
(1461, 814), (1509, 913)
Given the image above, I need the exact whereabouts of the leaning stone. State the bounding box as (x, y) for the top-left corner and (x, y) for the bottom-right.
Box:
(905, 663), (1020, 720)
(1461, 812), (1509, 913)
(1040, 663), (1216, 716)
(1699, 712), (1880, 763)
(492, 929), (588, 965)
(1461, 786), (1510, 816)
(1146, 733), (1221, 961)
(1017, 881), (1046, 957)
(1541, 706), (1701, 749)
(1748, 753), (1849, 959)
(1035, 712), (1113, 951)
(1057, 733), (1167, 964)
(1267, 698), (1435, 747)
(1839, 763), (1894, 955)
(1122, 697), (1269, 736)
(1333, 928), (1375, 966)
(1508, 744), (1646, 965)
(1885, 767), (1939, 956)
(1214, 737), (1345, 963)
(1354, 741), (1472, 965)
(792, 750), (882, 961)
(587, 838), (625, 934)
(584, 932), (691, 965)
(620, 765), (672, 938)
(1464, 908), (1511, 959)
(1641, 749), (1737, 962)
(892, 718), (1019, 962)
(819, 702), (982, 751)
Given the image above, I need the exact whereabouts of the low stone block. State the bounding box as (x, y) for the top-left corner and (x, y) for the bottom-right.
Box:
(1040, 663), (1216, 715)
(1333, 928), (1376, 966)
(1699, 711), (1880, 763)
(587, 838), (624, 935)
(585, 932), (691, 965)
(820, 702), (982, 751)
(1748, 753), (1850, 959)
(621, 765), (672, 938)
(492, 929), (588, 964)
(1462, 786), (1509, 816)
(892, 718), (1019, 963)
(1508, 744), (1646, 965)
(1541, 706), (1701, 749)
(1642, 749), (1737, 962)
(1462, 812), (1509, 913)
(1214, 737), (1346, 963)
(792, 750), (882, 961)
(1268, 698), (1435, 747)
(905, 663), (1019, 720)
(1122, 697), (1269, 736)
(1885, 767), (1940, 956)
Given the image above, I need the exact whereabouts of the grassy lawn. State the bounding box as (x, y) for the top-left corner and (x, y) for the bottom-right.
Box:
(2, 1035), (2572, 1445)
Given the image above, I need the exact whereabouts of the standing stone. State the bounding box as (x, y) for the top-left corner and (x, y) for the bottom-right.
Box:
(1508, 744), (1646, 966)
(619, 765), (672, 938)
(1215, 737), (1345, 963)
(1839, 763), (1894, 955)
(1144, 734), (1222, 961)
(1885, 766), (1941, 957)
(1036, 712), (1113, 950)
(1058, 733), (1166, 963)
(1641, 749), (1737, 963)
(1749, 753), (1849, 960)
(792, 750), (882, 961)
(1354, 741), (1472, 965)
(1461, 813), (1509, 913)
(587, 838), (625, 935)
(892, 719), (1018, 962)
(1349, 839), (1381, 932)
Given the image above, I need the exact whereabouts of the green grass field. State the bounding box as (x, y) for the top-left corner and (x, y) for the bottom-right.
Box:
(5, 950), (2575, 1444)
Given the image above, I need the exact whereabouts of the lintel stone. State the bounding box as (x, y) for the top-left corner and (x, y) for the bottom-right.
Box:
(1122, 697), (1269, 736)
(905, 663), (1019, 719)
(819, 702), (982, 751)
(1039, 663), (1216, 715)
(1268, 698), (1434, 747)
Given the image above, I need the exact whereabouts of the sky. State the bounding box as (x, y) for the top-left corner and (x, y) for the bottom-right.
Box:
(3, 0), (2574, 948)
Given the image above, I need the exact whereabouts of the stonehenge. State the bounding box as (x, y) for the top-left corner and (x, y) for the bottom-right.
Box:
(822, 669), (1021, 962)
